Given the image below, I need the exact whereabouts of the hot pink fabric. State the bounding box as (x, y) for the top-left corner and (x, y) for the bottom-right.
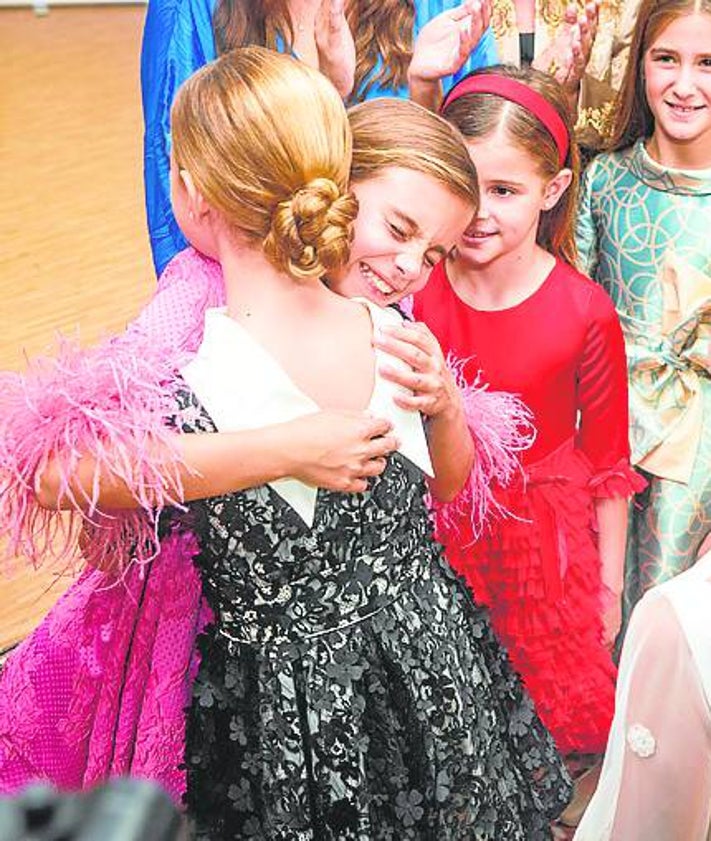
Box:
(0, 337), (187, 574)
(0, 318), (211, 800)
(0, 532), (211, 802)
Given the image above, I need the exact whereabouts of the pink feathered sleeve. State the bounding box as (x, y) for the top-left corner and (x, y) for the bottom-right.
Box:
(0, 247), (225, 574)
(0, 336), (187, 574)
(430, 356), (536, 540)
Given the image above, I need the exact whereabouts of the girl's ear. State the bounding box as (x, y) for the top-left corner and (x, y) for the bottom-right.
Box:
(180, 169), (210, 220)
(542, 168), (573, 211)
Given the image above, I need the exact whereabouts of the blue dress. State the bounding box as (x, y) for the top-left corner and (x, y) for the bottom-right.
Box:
(140, 0), (498, 275)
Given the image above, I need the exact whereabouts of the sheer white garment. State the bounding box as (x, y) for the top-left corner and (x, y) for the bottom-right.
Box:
(575, 553), (711, 841)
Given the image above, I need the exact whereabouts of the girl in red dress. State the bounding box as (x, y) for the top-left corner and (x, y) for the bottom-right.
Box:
(413, 65), (645, 759)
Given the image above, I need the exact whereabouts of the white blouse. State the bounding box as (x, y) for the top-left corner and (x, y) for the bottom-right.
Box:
(181, 301), (433, 526)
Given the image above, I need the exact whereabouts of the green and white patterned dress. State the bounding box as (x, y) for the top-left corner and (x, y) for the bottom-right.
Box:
(577, 139), (711, 620)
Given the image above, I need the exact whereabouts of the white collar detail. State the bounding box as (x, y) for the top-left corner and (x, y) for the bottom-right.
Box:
(181, 303), (433, 526)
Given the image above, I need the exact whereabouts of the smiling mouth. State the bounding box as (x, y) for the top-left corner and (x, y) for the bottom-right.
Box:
(359, 262), (396, 297)
(666, 101), (705, 114)
(463, 230), (496, 241)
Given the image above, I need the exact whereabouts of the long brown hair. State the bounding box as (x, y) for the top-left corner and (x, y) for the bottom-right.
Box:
(212, 0), (294, 55)
(172, 47), (357, 280)
(349, 0), (415, 101)
(608, 0), (710, 151)
(441, 65), (579, 266)
(212, 0), (416, 99)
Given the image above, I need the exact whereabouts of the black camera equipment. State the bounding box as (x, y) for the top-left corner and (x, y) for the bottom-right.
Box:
(0, 778), (186, 841)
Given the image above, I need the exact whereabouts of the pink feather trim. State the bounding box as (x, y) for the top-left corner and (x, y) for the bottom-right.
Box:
(0, 336), (187, 574)
(430, 356), (536, 540)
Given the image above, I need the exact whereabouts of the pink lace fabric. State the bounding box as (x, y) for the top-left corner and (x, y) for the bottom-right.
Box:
(124, 247), (225, 354)
(0, 251), (222, 799)
(0, 531), (211, 802)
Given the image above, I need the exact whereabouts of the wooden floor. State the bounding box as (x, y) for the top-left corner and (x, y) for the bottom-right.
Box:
(0, 5), (154, 651)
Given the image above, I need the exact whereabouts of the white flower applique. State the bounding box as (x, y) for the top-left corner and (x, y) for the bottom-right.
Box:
(627, 723), (657, 758)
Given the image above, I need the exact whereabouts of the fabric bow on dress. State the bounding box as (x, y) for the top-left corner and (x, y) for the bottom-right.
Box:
(624, 251), (711, 483)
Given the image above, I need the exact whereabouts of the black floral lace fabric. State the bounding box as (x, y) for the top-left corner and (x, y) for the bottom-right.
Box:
(174, 392), (572, 839)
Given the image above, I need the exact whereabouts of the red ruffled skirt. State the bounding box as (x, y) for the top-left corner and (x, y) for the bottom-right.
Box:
(438, 438), (640, 755)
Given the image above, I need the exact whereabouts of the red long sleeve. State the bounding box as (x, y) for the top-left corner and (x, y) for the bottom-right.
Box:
(575, 285), (631, 470)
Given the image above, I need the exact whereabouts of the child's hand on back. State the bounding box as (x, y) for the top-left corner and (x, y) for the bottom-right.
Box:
(287, 411), (398, 493)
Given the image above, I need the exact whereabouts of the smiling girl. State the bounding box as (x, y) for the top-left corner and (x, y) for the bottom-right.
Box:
(413, 67), (644, 778)
(577, 0), (711, 627)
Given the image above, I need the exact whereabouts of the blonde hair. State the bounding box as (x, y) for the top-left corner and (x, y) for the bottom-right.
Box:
(441, 65), (579, 266)
(608, 0), (711, 151)
(171, 47), (357, 279)
(348, 98), (479, 211)
(212, 0), (417, 100)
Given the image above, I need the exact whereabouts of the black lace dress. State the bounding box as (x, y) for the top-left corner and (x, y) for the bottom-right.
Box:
(176, 393), (572, 840)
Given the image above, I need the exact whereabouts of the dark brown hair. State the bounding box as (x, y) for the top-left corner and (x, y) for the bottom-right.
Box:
(441, 64), (579, 266)
(212, 0), (416, 99)
(608, 0), (709, 151)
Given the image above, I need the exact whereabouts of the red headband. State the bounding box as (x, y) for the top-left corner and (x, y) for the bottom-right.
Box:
(441, 75), (570, 167)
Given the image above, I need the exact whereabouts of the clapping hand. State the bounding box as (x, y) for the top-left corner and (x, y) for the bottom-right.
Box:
(409, 0), (492, 85)
(534, 1), (599, 93)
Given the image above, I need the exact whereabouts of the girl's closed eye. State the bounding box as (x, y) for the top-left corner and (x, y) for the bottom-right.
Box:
(388, 221), (408, 240)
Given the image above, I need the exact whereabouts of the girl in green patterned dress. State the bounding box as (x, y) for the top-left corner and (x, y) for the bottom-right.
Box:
(577, 0), (711, 624)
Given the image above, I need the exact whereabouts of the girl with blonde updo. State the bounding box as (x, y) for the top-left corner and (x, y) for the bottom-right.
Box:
(0, 48), (572, 837)
(141, 0), (499, 275)
(170, 47), (356, 281)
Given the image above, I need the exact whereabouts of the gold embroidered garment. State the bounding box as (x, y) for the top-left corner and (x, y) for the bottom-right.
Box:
(491, 0), (641, 147)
